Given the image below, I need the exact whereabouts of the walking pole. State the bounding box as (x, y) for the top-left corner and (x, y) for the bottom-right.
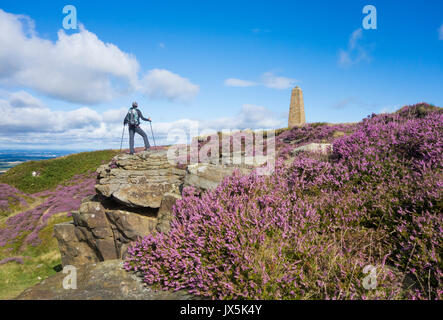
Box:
(119, 124), (126, 152)
(149, 121), (157, 148)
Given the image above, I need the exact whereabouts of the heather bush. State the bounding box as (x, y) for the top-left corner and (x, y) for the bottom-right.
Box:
(0, 183), (28, 215)
(0, 256), (25, 265)
(276, 122), (355, 159)
(125, 104), (442, 299)
(0, 171), (97, 298)
(0, 173), (96, 247)
(125, 165), (404, 299)
(332, 104), (443, 298)
(0, 150), (120, 298)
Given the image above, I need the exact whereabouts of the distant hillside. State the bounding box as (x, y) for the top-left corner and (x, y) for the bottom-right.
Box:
(0, 150), (119, 194)
(0, 150), (73, 175)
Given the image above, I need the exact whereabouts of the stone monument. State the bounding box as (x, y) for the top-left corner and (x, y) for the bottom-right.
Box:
(288, 86), (305, 127)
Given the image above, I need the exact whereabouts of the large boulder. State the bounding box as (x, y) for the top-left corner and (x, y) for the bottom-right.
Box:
(54, 148), (271, 267)
(156, 192), (182, 233)
(53, 222), (99, 267)
(95, 150), (186, 208)
(183, 163), (253, 191)
(54, 197), (163, 267)
(15, 260), (198, 300)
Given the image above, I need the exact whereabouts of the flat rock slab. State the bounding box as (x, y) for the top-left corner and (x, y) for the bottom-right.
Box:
(15, 260), (198, 300)
(184, 163), (254, 191)
(95, 149), (185, 208)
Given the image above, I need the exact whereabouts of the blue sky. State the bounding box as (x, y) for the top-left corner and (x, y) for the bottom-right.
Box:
(0, 0), (442, 150)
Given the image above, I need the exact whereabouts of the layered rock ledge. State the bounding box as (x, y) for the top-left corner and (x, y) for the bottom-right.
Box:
(53, 149), (268, 267)
(54, 150), (185, 266)
(36, 149), (275, 299)
(95, 149), (185, 208)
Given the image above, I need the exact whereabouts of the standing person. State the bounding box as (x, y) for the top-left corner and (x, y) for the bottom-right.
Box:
(123, 102), (152, 155)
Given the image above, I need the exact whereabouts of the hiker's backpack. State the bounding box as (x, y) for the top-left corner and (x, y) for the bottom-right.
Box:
(127, 108), (139, 126)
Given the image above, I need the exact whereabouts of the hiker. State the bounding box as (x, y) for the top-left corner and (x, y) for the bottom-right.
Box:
(123, 102), (152, 155)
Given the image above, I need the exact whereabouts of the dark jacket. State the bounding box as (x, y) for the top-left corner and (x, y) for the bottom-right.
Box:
(124, 107), (149, 126)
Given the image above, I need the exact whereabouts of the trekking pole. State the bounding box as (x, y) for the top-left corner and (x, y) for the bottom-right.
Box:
(149, 121), (157, 148)
(119, 124), (126, 152)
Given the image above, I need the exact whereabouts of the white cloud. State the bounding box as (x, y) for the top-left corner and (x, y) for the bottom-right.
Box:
(338, 28), (371, 68)
(349, 28), (363, 50)
(0, 94), (101, 133)
(0, 91), (283, 149)
(234, 104), (284, 128)
(0, 9), (140, 105)
(141, 69), (199, 102)
(0, 91), (128, 150)
(196, 104), (284, 131)
(224, 78), (258, 87)
(261, 72), (297, 90)
(102, 107), (128, 123)
(379, 104), (401, 114)
(225, 72), (297, 90)
(0, 9), (200, 105)
(143, 104), (284, 147)
(8, 90), (45, 109)
(439, 24), (443, 40)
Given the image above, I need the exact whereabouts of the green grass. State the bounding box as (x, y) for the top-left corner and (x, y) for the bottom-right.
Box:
(0, 213), (72, 299)
(0, 150), (119, 194)
(0, 149), (120, 298)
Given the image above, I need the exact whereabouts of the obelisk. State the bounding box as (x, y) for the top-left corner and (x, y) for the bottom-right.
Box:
(288, 86), (305, 127)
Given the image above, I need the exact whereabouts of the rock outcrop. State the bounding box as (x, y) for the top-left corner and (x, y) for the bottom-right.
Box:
(55, 196), (160, 266)
(95, 150), (185, 208)
(15, 260), (198, 300)
(156, 192), (182, 233)
(54, 150), (185, 267)
(54, 148), (268, 267)
(183, 162), (254, 191)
